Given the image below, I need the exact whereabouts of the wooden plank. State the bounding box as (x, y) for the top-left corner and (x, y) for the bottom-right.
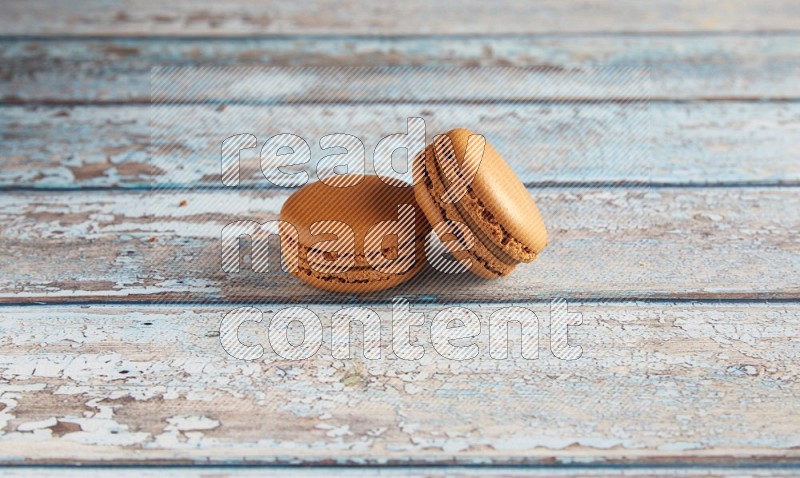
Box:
(1, 187), (798, 303)
(3, 36), (800, 102)
(4, 102), (800, 189)
(1, 468), (799, 477)
(0, 302), (798, 464)
(1, 0), (799, 36)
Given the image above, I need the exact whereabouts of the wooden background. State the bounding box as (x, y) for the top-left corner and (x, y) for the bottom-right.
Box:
(1, 0), (799, 475)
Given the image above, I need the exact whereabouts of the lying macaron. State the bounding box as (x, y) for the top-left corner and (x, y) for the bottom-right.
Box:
(412, 128), (547, 278)
(279, 175), (430, 293)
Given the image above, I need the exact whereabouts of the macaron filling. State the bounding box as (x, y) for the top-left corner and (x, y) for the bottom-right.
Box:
(291, 240), (423, 273)
(288, 235), (427, 285)
(415, 150), (516, 277)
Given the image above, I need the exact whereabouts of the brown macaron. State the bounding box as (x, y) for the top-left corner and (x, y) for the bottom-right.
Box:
(412, 128), (547, 278)
(279, 175), (430, 293)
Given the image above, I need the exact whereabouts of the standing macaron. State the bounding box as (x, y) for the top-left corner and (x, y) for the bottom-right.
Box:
(279, 175), (430, 293)
(413, 128), (547, 278)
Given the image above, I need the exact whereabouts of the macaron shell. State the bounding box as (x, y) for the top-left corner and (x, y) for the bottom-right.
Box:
(438, 129), (547, 262)
(280, 175), (429, 257)
(280, 174), (430, 293)
(413, 150), (516, 278)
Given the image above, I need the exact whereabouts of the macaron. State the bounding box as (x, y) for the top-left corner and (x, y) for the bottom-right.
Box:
(279, 175), (429, 293)
(412, 128), (547, 278)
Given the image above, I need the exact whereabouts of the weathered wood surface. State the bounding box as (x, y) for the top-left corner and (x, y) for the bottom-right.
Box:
(2, 0), (799, 36)
(3, 36), (800, 102)
(4, 102), (800, 189)
(2, 0), (799, 472)
(2, 469), (800, 478)
(0, 302), (798, 464)
(1, 187), (798, 303)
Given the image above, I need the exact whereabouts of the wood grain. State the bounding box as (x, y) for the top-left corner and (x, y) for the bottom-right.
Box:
(1, 468), (798, 477)
(2, 0), (799, 36)
(1, 187), (798, 303)
(3, 35), (800, 102)
(4, 102), (800, 189)
(1, 0), (798, 471)
(0, 302), (798, 464)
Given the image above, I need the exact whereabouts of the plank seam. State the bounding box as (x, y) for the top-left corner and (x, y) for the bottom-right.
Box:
(6, 98), (800, 107)
(1, 461), (800, 469)
(1, 298), (799, 308)
(4, 31), (800, 41)
(2, 182), (799, 193)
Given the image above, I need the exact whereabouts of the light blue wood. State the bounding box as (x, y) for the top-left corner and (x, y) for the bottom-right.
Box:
(3, 101), (800, 189)
(0, 302), (798, 465)
(3, 35), (800, 102)
(1, 0), (798, 472)
(2, 187), (798, 303)
(1, 0), (798, 35)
